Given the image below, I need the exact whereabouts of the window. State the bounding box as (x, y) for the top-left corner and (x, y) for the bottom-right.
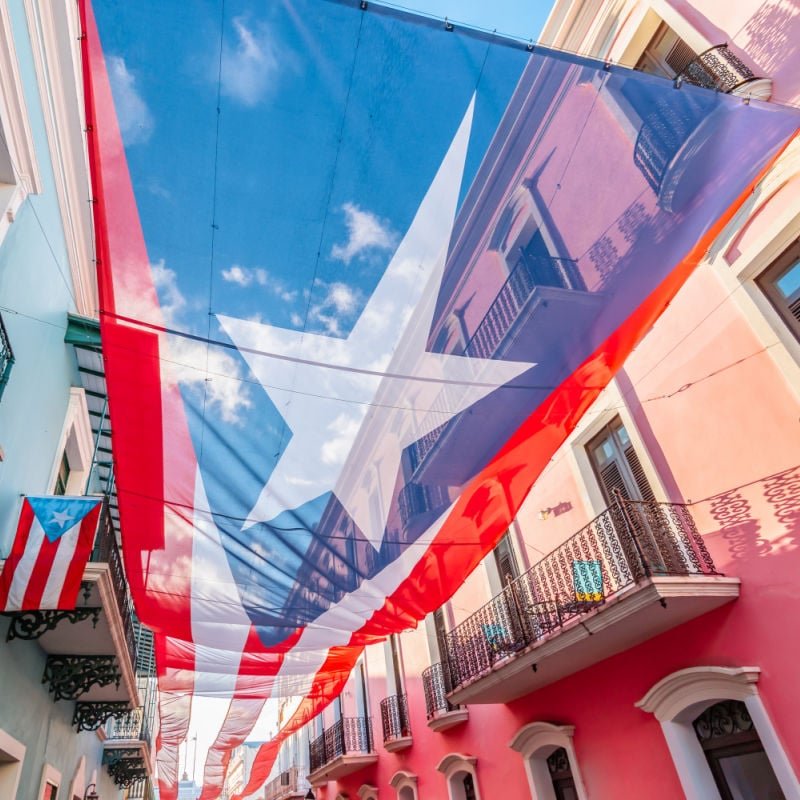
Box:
(54, 451), (71, 496)
(387, 634), (404, 697)
(493, 532), (520, 586)
(41, 782), (58, 800)
(757, 240), (800, 343)
(693, 701), (785, 800)
(548, 748), (578, 800)
(635, 22), (697, 79)
(587, 418), (655, 504)
(0, 730), (25, 799)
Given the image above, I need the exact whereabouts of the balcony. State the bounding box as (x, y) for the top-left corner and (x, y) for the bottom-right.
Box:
(102, 704), (154, 789)
(264, 766), (306, 800)
(307, 717), (377, 785)
(444, 498), (739, 704)
(380, 694), (412, 752)
(422, 662), (468, 732)
(0, 310), (14, 403)
(678, 44), (760, 94)
(3, 502), (141, 720)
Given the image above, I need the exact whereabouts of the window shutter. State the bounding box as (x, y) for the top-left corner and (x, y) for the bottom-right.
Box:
(598, 459), (629, 501)
(665, 37), (697, 76)
(623, 444), (656, 502)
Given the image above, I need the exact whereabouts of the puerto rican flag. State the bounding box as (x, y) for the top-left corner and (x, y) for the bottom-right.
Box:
(77, 0), (800, 796)
(0, 496), (103, 612)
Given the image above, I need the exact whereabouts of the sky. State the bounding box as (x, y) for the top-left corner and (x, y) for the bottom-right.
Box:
(383, 0), (551, 41)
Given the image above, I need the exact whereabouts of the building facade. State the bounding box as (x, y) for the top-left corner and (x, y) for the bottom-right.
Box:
(0, 2), (157, 798)
(265, 1), (800, 800)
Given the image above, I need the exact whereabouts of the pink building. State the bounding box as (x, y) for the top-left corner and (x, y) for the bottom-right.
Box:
(266, 2), (800, 799)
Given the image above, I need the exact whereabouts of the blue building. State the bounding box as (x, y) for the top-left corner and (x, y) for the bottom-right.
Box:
(0, 2), (156, 798)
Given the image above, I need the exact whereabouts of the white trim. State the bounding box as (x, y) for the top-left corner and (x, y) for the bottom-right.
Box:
(509, 722), (589, 800)
(436, 754), (482, 800)
(358, 785), (378, 800)
(37, 763), (62, 800)
(390, 770), (418, 800)
(46, 387), (95, 495)
(637, 666), (800, 800)
(22, 0), (97, 317)
(67, 756), (85, 800)
(0, 2), (41, 195)
(0, 729), (26, 800)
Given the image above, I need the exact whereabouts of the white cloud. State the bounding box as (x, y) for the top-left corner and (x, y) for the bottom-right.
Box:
(304, 280), (363, 336)
(150, 260), (251, 424)
(290, 312), (303, 328)
(107, 56), (154, 145)
(221, 264), (297, 302)
(331, 203), (398, 264)
(220, 18), (279, 107)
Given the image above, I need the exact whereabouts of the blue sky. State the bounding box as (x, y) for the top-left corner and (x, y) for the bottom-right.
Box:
(393, 0), (550, 40)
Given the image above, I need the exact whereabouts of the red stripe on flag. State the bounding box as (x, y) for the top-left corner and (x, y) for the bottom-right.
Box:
(0, 499), (34, 610)
(57, 503), (103, 609)
(21, 523), (62, 610)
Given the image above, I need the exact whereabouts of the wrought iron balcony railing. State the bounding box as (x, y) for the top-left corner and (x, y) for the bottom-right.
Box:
(106, 706), (150, 742)
(380, 693), (411, 742)
(309, 716), (374, 773)
(444, 496), (718, 690)
(678, 44), (759, 94)
(421, 662), (460, 720)
(0, 311), (14, 404)
(90, 502), (138, 672)
(265, 766), (300, 800)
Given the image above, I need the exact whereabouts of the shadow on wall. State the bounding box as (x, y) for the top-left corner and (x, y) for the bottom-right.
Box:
(694, 464), (800, 563)
(739, 2), (800, 98)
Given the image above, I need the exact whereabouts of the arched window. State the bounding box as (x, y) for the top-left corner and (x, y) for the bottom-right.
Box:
(509, 722), (588, 800)
(390, 770), (418, 800)
(636, 666), (800, 800)
(357, 784), (378, 800)
(436, 753), (482, 800)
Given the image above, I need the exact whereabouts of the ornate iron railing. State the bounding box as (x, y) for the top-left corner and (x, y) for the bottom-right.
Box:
(444, 497), (718, 689)
(380, 693), (411, 741)
(90, 502), (138, 671)
(0, 311), (14, 403)
(678, 44), (758, 94)
(421, 662), (460, 719)
(465, 254), (583, 360)
(264, 766), (300, 800)
(309, 716), (373, 772)
(106, 707), (149, 742)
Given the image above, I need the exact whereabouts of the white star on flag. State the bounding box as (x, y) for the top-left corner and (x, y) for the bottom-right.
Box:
(51, 509), (75, 529)
(218, 97), (535, 550)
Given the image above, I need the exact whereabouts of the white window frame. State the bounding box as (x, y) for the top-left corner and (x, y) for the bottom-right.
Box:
(390, 770), (419, 800)
(436, 753), (482, 800)
(47, 387), (94, 495)
(0, 729), (26, 799)
(37, 763), (62, 800)
(509, 721), (588, 800)
(636, 666), (800, 800)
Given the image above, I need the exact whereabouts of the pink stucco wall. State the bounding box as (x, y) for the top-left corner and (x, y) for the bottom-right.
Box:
(305, 1), (800, 797)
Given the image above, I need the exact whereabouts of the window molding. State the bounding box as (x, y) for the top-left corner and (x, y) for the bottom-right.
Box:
(636, 666), (800, 800)
(436, 753), (482, 800)
(358, 784), (378, 800)
(390, 770), (418, 800)
(68, 756), (85, 800)
(0, 728), (25, 799)
(22, 0), (96, 317)
(509, 722), (588, 800)
(37, 763), (62, 800)
(47, 387), (94, 495)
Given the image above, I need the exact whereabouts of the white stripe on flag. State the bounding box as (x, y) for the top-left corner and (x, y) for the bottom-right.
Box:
(40, 521), (82, 607)
(7, 516), (45, 609)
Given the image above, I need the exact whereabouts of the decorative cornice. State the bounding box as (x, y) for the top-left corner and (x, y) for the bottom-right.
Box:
(636, 666), (761, 722)
(389, 770), (418, 790)
(509, 721), (575, 755)
(435, 753), (477, 776)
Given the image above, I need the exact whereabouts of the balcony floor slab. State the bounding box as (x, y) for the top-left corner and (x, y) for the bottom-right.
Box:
(308, 754), (378, 786)
(427, 708), (469, 732)
(384, 735), (413, 753)
(448, 575), (740, 705)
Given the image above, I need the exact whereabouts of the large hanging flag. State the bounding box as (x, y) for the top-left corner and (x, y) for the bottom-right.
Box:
(78, 0), (800, 796)
(0, 496), (103, 611)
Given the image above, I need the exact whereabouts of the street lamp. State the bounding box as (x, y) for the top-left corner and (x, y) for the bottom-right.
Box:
(84, 785), (99, 800)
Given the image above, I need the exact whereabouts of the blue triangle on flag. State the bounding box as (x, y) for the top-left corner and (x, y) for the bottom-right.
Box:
(27, 496), (102, 543)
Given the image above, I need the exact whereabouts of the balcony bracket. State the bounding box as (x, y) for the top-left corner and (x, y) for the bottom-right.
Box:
(43, 654), (121, 700)
(104, 749), (147, 788)
(73, 701), (131, 732)
(4, 607), (101, 641)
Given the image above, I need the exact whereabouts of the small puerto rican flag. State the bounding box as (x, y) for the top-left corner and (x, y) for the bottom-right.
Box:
(0, 496), (103, 611)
